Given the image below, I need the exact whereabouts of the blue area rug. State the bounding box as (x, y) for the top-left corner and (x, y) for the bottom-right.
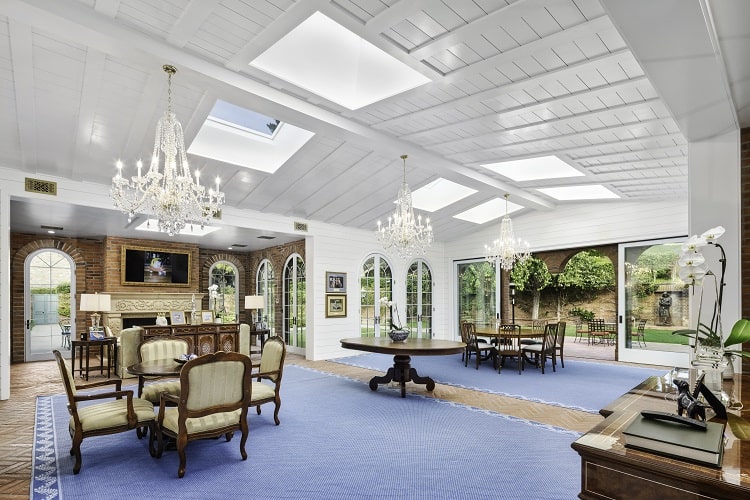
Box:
(333, 353), (666, 414)
(33, 365), (581, 499)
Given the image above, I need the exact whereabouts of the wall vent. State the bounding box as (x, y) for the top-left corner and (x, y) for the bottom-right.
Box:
(294, 221), (308, 232)
(25, 178), (57, 195)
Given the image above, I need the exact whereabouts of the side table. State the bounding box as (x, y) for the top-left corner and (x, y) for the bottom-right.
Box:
(71, 338), (117, 380)
(251, 328), (270, 350)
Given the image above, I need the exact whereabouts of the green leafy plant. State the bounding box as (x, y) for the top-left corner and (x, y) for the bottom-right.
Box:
(569, 306), (594, 322)
(673, 319), (750, 359)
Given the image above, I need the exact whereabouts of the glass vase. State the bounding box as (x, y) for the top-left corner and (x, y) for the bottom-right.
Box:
(691, 339), (729, 405)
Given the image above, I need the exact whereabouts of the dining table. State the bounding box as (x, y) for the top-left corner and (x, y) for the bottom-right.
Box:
(474, 325), (546, 367)
(340, 337), (466, 397)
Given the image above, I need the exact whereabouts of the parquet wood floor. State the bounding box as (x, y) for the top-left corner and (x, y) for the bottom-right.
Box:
(0, 346), (662, 498)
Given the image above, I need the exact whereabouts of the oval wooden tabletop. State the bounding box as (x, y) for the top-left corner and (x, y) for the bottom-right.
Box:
(340, 337), (465, 356)
(127, 359), (183, 377)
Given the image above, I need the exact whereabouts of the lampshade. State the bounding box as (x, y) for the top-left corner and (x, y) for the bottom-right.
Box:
(79, 293), (111, 312)
(244, 296), (265, 310)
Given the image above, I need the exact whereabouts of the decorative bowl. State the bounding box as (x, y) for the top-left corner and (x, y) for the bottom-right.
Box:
(388, 329), (409, 342)
(176, 354), (198, 363)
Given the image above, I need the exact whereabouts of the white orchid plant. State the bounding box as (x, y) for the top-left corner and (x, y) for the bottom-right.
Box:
(673, 226), (750, 359)
(379, 296), (405, 331)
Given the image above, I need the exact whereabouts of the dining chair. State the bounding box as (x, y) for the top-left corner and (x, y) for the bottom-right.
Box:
(137, 337), (190, 405)
(554, 321), (567, 368)
(53, 350), (156, 474)
(250, 335), (286, 425)
(633, 319), (647, 347)
(522, 323), (558, 374)
(155, 350), (254, 478)
(461, 321), (496, 369)
(496, 323), (523, 374)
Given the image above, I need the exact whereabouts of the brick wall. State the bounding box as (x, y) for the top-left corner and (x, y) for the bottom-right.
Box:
(10, 232), (304, 363)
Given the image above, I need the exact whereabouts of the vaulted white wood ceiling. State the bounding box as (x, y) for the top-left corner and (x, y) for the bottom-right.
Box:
(1, 0), (746, 249)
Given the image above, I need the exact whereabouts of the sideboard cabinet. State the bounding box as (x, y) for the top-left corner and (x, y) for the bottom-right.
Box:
(141, 323), (240, 355)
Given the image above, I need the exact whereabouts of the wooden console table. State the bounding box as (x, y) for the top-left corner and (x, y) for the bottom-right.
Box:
(571, 370), (750, 498)
(141, 323), (240, 355)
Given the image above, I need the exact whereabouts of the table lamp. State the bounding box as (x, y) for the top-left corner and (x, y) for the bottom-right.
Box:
(80, 293), (111, 330)
(244, 295), (265, 330)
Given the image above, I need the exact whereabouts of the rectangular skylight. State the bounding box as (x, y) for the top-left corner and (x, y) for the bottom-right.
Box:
(135, 219), (221, 236)
(536, 185), (620, 200)
(453, 197), (524, 225)
(481, 156), (584, 181)
(249, 12), (431, 110)
(209, 100), (281, 138)
(411, 178), (477, 212)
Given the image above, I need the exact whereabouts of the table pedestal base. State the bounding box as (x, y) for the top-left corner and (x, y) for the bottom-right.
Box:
(368, 354), (435, 398)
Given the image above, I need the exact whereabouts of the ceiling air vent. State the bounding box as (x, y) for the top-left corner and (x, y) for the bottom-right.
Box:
(257, 235), (276, 240)
(25, 178), (57, 196)
(230, 243), (248, 248)
(294, 221), (308, 232)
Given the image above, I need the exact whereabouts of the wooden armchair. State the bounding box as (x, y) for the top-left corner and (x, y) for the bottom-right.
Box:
(522, 323), (558, 374)
(460, 321), (496, 370)
(53, 350), (156, 474)
(554, 321), (567, 368)
(155, 351), (253, 478)
(137, 337), (190, 404)
(250, 335), (286, 425)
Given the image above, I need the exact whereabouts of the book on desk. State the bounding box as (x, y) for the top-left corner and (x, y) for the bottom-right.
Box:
(623, 414), (726, 468)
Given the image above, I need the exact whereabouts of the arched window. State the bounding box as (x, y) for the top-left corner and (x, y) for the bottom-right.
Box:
(209, 261), (238, 323)
(25, 249), (75, 361)
(360, 254), (392, 337)
(283, 254), (305, 350)
(256, 259), (276, 334)
(407, 259), (433, 338)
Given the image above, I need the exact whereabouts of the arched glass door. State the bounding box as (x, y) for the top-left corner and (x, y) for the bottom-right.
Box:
(360, 254), (392, 337)
(407, 259), (433, 338)
(25, 249), (75, 361)
(209, 261), (238, 323)
(283, 254), (306, 352)
(256, 259), (276, 335)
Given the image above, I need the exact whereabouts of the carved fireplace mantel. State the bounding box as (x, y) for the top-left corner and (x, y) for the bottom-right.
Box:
(103, 292), (205, 335)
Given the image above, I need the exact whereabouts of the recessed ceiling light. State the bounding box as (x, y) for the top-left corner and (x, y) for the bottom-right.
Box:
(453, 197), (524, 224)
(536, 185), (619, 200)
(249, 12), (430, 109)
(134, 219), (221, 236)
(41, 225), (63, 231)
(411, 178), (477, 212)
(481, 156), (584, 181)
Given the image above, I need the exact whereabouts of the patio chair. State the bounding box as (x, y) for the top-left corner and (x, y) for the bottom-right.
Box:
(155, 351), (253, 478)
(59, 317), (72, 349)
(633, 319), (647, 347)
(53, 350), (156, 474)
(587, 318), (606, 345)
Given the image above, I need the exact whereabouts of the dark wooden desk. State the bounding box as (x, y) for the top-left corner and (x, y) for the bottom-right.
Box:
(340, 337), (465, 397)
(71, 338), (117, 380)
(127, 359), (183, 399)
(571, 370), (750, 498)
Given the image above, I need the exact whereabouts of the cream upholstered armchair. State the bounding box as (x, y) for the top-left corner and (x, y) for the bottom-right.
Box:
(137, 337), (190, 404)
(250, 335), (286, 425)
(155, 351), (253, 478)
(53, 350), (156, 474)
(111, 326), (143, 379)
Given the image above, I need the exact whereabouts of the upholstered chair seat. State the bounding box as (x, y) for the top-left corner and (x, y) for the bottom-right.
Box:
(137, 337), (190, 405)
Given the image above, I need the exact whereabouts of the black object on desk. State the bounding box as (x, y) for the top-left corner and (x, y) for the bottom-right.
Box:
(70, 338), (117, 380)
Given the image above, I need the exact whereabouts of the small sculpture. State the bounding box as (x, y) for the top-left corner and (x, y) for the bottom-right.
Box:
(673, 379), (706, 421)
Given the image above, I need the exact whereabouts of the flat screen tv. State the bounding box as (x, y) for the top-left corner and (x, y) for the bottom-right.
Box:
(121, 246), (191, 286)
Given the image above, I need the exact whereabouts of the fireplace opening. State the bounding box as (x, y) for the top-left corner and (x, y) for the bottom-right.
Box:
(123, 317), (157, 329)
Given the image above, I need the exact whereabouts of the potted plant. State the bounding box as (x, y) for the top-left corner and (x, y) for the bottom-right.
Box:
(673, 226), (750, 379)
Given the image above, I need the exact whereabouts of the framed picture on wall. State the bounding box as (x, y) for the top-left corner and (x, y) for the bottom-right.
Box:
(170, 311), (186, 325)
(326, 272), (346, 293)
(326, 294), (347, 318)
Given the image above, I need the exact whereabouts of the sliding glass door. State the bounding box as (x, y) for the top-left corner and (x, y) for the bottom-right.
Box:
(618, 238), (690, 366)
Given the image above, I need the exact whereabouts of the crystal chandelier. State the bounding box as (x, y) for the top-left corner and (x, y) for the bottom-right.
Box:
(484, 194), (531, 270)
(376, 155), (433, 259)
(111, 64), (225, 236)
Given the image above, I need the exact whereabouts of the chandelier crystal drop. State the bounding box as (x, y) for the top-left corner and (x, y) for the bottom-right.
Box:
(110, 64), (225, 236)
(376, 155), (433, 259)
(484, 194), (531, 270)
